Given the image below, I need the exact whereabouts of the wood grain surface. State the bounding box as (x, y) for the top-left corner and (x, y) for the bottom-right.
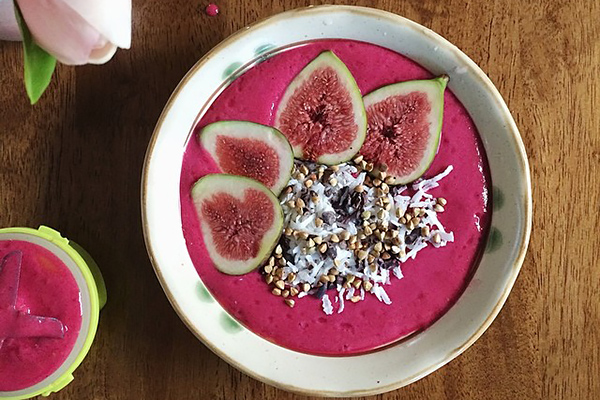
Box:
(1, 0), (598, 399)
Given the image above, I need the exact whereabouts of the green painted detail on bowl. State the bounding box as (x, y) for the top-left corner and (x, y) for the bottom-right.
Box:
(197, 282), (214, 302)
(254, 43), (275, 56)
(220, 312), (243, 333)
(485, 227), (503, 253)
(492, 186), (505, 211)
(222, 62), (243, 79)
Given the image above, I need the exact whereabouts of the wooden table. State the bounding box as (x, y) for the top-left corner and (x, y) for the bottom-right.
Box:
(1, 0), (598, 398)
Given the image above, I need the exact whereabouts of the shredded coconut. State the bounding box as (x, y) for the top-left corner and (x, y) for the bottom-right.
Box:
(322, 294), (333, 315)
(263, 161), (454, 314)
(337, 288), (345, 314)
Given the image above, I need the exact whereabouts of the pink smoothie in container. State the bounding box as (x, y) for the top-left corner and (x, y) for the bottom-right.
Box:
(0, 226), (106, 399)
(180, 40), (491, 355)
(0, 241), (82, 392)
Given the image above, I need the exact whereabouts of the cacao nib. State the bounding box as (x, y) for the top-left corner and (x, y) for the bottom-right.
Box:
(313, 284), (327, 299)
(406, 228), (421, 245)
(377, 255), (398, 270)
(325, 245), (337, 259)
(384, 259), (398, 269)
(279, 237), (294, 263)
(351, 191), (365, 210)
(299, 187), (311, 204)
(322, 169), (334, 182)
(321, 211), (336, 225)
(331, 186), (350, 214)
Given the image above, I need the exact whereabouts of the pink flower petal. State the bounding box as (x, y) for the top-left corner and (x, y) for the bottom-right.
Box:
(62, 0), (131, 49)
(16, 0), (102, 65)
(0, 0), (21, 41)
(88, 41), (118, 65)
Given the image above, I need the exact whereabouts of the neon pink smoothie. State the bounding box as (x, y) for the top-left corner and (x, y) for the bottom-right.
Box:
(0, 240), (82, 391)
(180, 40), (491, 355)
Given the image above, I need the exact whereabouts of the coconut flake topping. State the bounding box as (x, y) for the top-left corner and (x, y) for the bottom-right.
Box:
(260, 160), (454, 314)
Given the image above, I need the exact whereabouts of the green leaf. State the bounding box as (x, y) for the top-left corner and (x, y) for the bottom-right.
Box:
(14, 1), (57, 104)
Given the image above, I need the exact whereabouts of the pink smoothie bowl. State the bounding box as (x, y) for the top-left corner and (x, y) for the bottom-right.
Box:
(141, 5), (532, 397)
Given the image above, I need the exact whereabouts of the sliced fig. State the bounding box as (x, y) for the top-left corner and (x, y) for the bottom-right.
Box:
(191, 174), (283, 275)
(274, 51), (367, 165)
(361, 76), (448, 185)
(199, 121), (294, 195)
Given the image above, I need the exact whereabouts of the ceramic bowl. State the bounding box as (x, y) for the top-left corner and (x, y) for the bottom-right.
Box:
(142, 5), (531, 397)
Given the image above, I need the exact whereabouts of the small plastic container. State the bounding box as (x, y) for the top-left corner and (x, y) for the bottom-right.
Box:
(0, 226), (106, 399)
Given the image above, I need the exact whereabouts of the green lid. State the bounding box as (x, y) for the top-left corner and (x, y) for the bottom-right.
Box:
(0, 226), (106, 399)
